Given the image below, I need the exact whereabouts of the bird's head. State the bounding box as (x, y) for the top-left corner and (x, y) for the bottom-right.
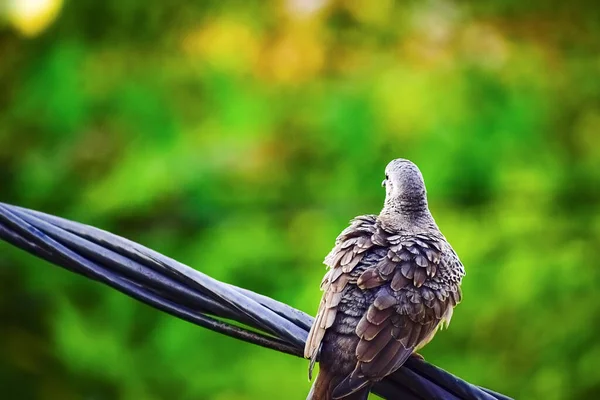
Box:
(381, 159), (429, 215)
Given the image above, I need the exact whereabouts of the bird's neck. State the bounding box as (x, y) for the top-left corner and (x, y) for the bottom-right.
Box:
(378, 196), (433, 230)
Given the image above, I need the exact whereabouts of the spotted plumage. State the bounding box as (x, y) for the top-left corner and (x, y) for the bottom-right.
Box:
(305, 159), (465, 400)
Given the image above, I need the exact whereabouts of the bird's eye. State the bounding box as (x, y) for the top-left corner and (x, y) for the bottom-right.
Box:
(385, 174), (389, 180)
(382, 174), (389, 188)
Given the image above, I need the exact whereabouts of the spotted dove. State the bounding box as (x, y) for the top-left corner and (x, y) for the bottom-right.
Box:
(304, 159), (465, 400)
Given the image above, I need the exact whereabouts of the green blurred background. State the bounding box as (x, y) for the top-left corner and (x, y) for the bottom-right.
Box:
(1, 0), (599, 399)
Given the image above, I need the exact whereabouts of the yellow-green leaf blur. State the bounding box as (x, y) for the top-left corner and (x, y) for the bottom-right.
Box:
(0, 1), (599, 399)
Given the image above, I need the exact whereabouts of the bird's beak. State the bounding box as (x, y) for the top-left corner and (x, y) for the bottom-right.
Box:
(381, 179), (386, 187)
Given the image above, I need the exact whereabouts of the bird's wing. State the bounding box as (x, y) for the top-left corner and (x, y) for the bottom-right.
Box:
(304, 215), (378, 377)
(332, 234), (463, 398)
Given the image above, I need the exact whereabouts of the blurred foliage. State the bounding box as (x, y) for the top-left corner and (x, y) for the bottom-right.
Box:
(0, 0), (599, 399)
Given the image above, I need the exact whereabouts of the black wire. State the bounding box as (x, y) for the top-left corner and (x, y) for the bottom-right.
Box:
(403, 358), (500, 400)
(0, 206), (299, 357)
(7, 206), (254, 325)
(13, 206), (309, 348)
(18, 206), (315, 335)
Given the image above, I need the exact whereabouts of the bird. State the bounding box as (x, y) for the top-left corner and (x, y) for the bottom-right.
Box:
(304, 159), (465, 400)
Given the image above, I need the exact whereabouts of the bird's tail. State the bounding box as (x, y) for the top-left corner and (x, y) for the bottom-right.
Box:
(307, 370), (370, 400)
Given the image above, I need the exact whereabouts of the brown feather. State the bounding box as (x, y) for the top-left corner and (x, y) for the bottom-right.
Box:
(356, 269), (384, 289)
(328, 267), (344, 284)
(421, 287), (434, 301)
(366, 305), (395, 325)
(330, 274), (350, 292)
(361, 320), (390, 341)
(412, 302), (426, 322)
(452, 289), (462, 304)
(322, 309), (337, 329)
(356, 236), (371, 249)
(329, 250), (346, 268)
(355, 316), (371, 337)
(342, 253), (364, 273)
(387, 234), (402, 244)
(415, 255), (428, 267)
(371, 231), (387, 246)
(406, 323), (423, 347)
(340, 250), (355, 266)
(376, 257), (396, 276)
(435, 288), (448, 301)
(390, 271), (410, 291)
(406, 245), (420, 255)
(356, 326), (393, 363)
(426, 262), (437, 277)
(387, 249), (401, 262)
(433, 300), (444, 319)
(413, 238), (429, 248)
(407, 290), (421, 304)
(360, 338), (405, 376)
(422, 247), (438, 262)
(326, 291), (343, 308)
(373, 294), (396, 310)
(413, 268), (427, 287)
(341, 238), (357, 249)
(400, 262), (415, 279)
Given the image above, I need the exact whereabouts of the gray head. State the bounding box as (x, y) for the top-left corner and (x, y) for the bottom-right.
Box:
(381, 159), (429, 216)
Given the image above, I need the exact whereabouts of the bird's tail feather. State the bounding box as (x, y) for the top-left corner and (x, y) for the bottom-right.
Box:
(307, 370), (370, 400)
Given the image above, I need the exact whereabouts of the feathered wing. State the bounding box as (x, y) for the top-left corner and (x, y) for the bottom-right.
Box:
(304, 215), (378, 376)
